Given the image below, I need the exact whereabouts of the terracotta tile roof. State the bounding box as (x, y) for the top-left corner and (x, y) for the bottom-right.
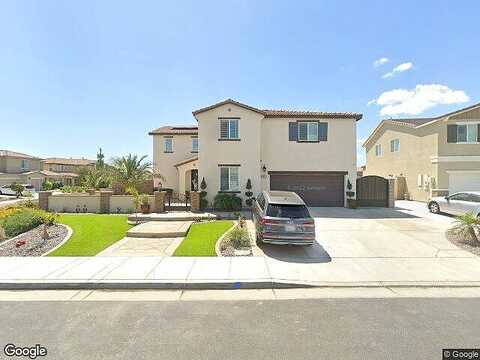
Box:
(149, 126), (198, 135)
(23, 170), (79, 177)
(41, 158), (96, 166)
(386, 118), (434, 127)
(262, 109), (363, 120)
(0, 150), (41, 159)
(192, 98), (363, 120)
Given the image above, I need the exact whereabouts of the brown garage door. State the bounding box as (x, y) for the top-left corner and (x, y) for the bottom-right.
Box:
(269, 172), (345, 207)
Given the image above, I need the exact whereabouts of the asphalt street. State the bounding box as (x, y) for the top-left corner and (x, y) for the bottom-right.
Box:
(0, 297), (479, 360)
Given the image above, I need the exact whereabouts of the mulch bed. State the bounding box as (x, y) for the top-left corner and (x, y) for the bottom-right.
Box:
(446, 231), (480, 256)
(0, 225), (68, 256)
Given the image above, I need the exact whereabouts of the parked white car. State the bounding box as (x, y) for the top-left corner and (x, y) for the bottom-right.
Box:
(0, 184), (35, 197)
(428, 192), (480, 218)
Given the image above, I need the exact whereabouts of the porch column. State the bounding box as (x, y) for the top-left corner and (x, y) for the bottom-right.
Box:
(154, 191), (166, 213)
(100, 190), (113, 214)
(190, 191), (201, 212)
(38, 191), (52, 211)
(387, 178), (395, 208)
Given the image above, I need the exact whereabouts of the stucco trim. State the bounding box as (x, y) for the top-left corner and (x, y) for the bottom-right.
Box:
(267, 171), (348, 175)
(431, 156), (480, 163)
(446, 170), (480, 174)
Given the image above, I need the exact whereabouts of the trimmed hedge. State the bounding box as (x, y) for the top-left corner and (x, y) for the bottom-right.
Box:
(213, 193), (242, 211)
(0, 208), (58, 238)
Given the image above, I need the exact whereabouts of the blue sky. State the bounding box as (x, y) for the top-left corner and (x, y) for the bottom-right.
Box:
(1, 1), (479, 165)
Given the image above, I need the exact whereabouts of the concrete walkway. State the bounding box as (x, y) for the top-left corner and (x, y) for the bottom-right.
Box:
(127, 221), (192, 238)
(96, 237), (183, 257)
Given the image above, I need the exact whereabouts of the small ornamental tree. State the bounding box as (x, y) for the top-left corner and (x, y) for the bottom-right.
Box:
(10, 183), (25, 198)
(346, 179), (355, 198)
(199, 177), (208, 210)
(245, 179), (254, 207)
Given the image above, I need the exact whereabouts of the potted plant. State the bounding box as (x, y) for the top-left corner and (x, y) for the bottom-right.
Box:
(346, 179), (357, 209)
(140, 194), (150, 214)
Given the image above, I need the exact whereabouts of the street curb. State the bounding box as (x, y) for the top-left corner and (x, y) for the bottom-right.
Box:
(0, 281), (310, 290)
(2, 280), (480, 290)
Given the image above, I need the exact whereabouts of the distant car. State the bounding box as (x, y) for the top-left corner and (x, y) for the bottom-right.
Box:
(428, 192), (480, 218)
(0, 184), (35, 197)
(253, 190), (316, 245)
(0, 185), (17, 196)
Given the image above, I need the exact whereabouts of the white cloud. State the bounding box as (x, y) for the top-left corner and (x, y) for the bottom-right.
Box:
(373, 57), (389, 67)
(382, 61), (413, 79)
(369, 84), (469, 116)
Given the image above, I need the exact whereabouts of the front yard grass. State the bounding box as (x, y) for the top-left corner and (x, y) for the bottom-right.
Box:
(48, 214), (133, 256)
(173, 220), (233, 257)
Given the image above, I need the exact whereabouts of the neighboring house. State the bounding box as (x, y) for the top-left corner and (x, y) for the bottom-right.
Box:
(41, 158), (96, 174)
(150, 99), (362, 207)
(0, 151), (95, 190)
(363, 102), (480, 202)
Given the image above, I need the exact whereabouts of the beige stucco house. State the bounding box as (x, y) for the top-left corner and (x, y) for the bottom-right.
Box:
(0, 151), (95, 189)
(150, 99), (362, 207)
(363, 102), (480, 202)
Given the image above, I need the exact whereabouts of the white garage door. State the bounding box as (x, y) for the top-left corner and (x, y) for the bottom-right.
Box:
(449, 172), (480, 194)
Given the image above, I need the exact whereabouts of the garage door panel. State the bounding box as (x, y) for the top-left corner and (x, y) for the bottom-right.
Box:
(449, 173), (480, 194)
(269, 173), (344, 207)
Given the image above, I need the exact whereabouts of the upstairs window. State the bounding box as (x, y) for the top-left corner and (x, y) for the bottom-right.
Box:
(448, 123), (480, 143)
(375, 144), (382, 157)
(192, 137), (199, 153)
(220, 119), (239, 140)
(164, 137), (173, 153)
(20, 159), (29, 171)
(458, 124), (478, 143)
(390, 139), (400, 152)
(220, 166), (239, 191)
(298, 122), (319, 142)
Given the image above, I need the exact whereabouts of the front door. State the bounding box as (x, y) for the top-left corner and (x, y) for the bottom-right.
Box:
(190, 169), (198, 191)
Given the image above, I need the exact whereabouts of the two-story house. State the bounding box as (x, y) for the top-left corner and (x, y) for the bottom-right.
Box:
(41, 158), (96, 174)
(0, 150), (42, 186)
(363, 102), (480, 201)
(150, 99), (362, 207)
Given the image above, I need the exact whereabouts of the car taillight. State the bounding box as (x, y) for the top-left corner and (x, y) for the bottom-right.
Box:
(261, 218), (280, 225)
(302, 220), (315, 226)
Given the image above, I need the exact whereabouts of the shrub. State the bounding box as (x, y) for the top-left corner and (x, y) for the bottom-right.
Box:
(10, 183), (24, 198)
(214, 193), (242, 211)
(200, 178), (208, 210)
(60, 185), (87, 193)
(0, 208), (58, 238)
(245, 179), (254, 207)
(449, 212), (480, 245)
(227, 226), (250, 249)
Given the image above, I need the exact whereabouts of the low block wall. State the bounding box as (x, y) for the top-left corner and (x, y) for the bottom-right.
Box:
(43, 193), (156, 214)
(109, 195), (154, 214)
(48, 194), (101, 213)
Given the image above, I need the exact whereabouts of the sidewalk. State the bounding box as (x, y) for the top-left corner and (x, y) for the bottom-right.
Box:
(2, 255), (480, 289)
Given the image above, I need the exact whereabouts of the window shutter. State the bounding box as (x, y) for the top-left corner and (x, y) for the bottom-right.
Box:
(288, 122), (298, 141)
(220, 168), (229, 191)
(220, 120), (229, 139)
(447, 124), (457, 143)
(478, 124), (480, 142)
(318, 122), (328, 141)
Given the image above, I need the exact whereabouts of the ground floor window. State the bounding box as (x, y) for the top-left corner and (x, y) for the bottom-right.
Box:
(220, 166), (239, 191)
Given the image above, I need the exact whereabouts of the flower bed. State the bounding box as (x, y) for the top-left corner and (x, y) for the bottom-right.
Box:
(219, 221), (252, 257)
(0, 224), (68, 256)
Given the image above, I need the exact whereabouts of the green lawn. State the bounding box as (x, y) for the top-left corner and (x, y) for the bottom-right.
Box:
(49, 215), (133, 256)
(173, 220), (233, 257)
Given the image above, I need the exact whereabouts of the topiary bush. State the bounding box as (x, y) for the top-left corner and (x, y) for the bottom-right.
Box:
(200, 178), (208, 210)
(214, 193), (242, 211)
(245, 179), (254, 207)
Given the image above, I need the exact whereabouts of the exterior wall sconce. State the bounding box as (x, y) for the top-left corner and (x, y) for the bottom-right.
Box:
(262, 164), (267, 173)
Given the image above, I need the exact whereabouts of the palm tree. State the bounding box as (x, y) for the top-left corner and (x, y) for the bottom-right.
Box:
(449, 212), (480, 246)
(111, 154), (162, 190)
(82, 168), (111, 189)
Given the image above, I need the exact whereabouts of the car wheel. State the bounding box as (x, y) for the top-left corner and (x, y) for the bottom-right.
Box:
(429, 201), (440, 214)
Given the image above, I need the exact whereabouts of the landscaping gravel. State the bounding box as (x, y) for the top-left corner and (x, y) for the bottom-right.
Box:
(0, 225), (68, 256)
(446, 231), (480, 257)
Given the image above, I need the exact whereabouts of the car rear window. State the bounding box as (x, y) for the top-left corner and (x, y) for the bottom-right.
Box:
(266, 204), (310, 218)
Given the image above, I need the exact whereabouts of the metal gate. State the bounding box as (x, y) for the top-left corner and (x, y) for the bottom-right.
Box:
(356, 176), (388, 207)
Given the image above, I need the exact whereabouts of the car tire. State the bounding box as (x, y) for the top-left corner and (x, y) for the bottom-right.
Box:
(429, 201), (440, 214)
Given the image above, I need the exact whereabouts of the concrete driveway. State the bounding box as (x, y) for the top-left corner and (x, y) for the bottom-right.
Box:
(257, 200), (469, 262)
